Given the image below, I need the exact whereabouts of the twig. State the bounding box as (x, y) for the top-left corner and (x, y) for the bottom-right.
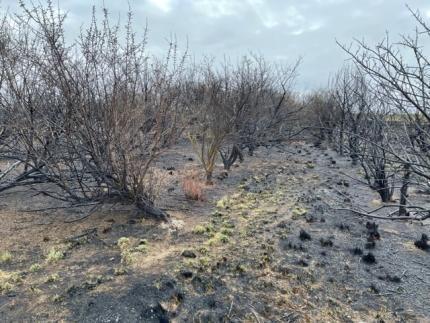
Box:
(334, 207), (427, 221)
(249, 307), (262, 323)
(64, 203), (101, 223)
(65, 228), (97, 242)
(0, 161), (22, 181)
(227, 298), (234, 319)
(368, 204), (426, 215)
(19, 202), (100, 213)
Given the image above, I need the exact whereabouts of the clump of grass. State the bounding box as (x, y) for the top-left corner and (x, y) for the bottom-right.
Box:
(306, 162), (315, 169)
(192, 224), (214, 235)
(0, 251), (12, 264)
(0, 281), (13, 293)
(29, 263), (42, 272)
(235, 264), (247, 274)
(220, 227), (234, 236)
(28, 285), (42, 294)
(197, 246), (209, 254)
(120, 251), (134, 266)
(198, 256), (211, 267)
(45, 273), (60, 283)
(292, 207), (307, 220)
(0, 270), (22, 294)
(134, 244), (148, 253)
(46, 248), (64, 263)
(117, 237), (131, 250)
(114, 267), (128, 276)
(206, 232), (229, 246)
(222, 221), (235, 229)
(212, 210), (225, 217)
(182, 177), (205, 201)
(216, 196), (229, 209)
(51, 294), (64, 303)
(117, 237), (135, 266)
(192, 225), (207, 234)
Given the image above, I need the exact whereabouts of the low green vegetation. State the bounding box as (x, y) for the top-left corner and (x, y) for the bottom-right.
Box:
(46, 248), (65, 263)
(29, 263), (42, 272)
(0, 251), (12, 264)
(0, 270), (22, 294)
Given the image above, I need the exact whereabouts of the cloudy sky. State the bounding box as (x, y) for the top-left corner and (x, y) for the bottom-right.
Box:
(1, 0), (429, 90)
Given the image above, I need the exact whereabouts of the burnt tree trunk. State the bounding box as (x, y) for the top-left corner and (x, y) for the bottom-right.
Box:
(373, 167), (394, 202)
(219, 145), (244, 170)
(205, 172), (213, 185)
(399, 163), (411, 217)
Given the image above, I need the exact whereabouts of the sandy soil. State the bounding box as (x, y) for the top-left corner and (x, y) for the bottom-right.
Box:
(0, 140), (429, 322)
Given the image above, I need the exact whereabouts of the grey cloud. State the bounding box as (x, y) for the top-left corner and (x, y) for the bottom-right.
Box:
(0, 0), (429, 90)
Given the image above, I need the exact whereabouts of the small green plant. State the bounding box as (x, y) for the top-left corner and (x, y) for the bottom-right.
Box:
(192, 225), (207, 234)
(134, 244), (148, 253)
(0, 270), (22, 294)
(198, 246), (209, 254)
(117, 237), (135, 265)
(45, 273), (60, 283)
(114, 267), (128, 276)
(198, 256), (211, 267)
(235, 264), (247, 274)
(28, 285), (42, 294)
(306, 162), (315, 169)
(29, 263), (42, 272)
(218, 234), (229, 243)
(212, 210), (225, 217)
(220, 227), (233, 236)
(46, 248), (64, 263)
(206, 232), (229, 246)
(117, 237), (131, 251)
(0, 281), (13, 293)
(0, 251), (12, 264)
(292, 207), (307, 220)
(121, 250), (135, 265)
(216, 196), (229, 209)
(52, 294), (64, 303)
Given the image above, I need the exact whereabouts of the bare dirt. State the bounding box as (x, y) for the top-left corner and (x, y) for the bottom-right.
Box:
(0, 140), (429, 322)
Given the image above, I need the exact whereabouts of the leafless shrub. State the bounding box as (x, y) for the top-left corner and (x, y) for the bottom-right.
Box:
(0, 2), (187, 219)
(335, 6), (430, 214)
(187, 55), (300, 182)
(303, 90), (339, 145)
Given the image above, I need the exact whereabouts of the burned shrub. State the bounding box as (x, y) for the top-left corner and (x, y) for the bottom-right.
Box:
(414, 234), (429, 251)
(362, 253), (377, 264)
(351, 247), (363, 256)
(366, 222), (381, 241)
(378, 274), (401, 283)
(319, 237), (333, 247)
(365, 241), (376, 250)
(299, 229), (312, 241)
(340, 9), (430, 202)
(187, 56), (300, 182)
(0, 3), (187, 218)
(303, 90), (339, 144)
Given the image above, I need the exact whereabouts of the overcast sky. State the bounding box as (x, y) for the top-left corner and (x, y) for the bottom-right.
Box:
(1, 0), (429, 90)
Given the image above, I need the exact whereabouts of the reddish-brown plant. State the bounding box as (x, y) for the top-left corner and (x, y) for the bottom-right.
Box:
(181, 174), (205, 201)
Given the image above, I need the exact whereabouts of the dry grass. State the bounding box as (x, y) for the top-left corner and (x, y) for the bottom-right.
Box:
(181, 171), (206, 201)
